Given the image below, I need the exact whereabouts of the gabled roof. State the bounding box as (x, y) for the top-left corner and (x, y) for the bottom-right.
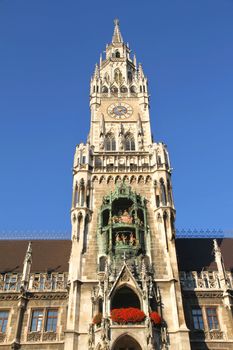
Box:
(0, 240), (71, 273)
(108, 263), (143, 298)
(176, 238), (233, 272)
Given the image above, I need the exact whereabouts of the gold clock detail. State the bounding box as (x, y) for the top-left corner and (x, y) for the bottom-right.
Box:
(107, 103), (133, 119)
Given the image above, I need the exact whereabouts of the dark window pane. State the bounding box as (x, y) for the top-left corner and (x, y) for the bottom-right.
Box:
(46, 310), (58, 332)
(191, 308), (204, 330)
(30, 310), (43, 332)
(0, 311), (9, 333)
(206, 307), (219, 330)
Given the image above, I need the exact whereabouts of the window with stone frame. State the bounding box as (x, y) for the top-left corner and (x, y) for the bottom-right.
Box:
(125, 134), (135, 151)
(0, 311), (9, 333)
(206, 307), (219, 330)
(105, 134), (116, 151)
(30, 310), (44, 332)
(191, 307), (204, 330)
(45, 309), (58, 332)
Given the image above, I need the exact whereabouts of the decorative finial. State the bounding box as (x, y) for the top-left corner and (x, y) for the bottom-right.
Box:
(112, 18), (123, 43)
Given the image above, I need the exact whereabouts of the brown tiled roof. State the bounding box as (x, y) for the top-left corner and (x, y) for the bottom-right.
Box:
(0, 240), (71, 273)
(176, 238), (233, 272)
(0, 238), (232, 274)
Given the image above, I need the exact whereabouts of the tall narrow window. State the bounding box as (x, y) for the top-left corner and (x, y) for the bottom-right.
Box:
(128, 71), (132, 82)
(191, 308), (204, 330)
(167, 180), (172, 204)
(30, 310), (44, 332)
(105, 134), (116, 151)
(82, 215), (89, 253)
(160, 179), (167, 206)
(74, 184), (78, 207)
(125, 134), (135, 151)
(114, 69), (122, 84)
(0, 311), (9, 333)
(206, 307), (219, 330)
(80, 179), (85, 206)
(46, 309), (58, 332)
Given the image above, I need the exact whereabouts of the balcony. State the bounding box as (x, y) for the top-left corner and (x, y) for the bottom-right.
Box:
(29, 273), (68, 292)
(27, 331), (58, 342)
(0, 273), (68, 293)
(180, 271), (233, 290)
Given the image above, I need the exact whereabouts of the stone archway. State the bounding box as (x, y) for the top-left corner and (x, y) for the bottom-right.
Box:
(111, 286), (141, 309)
(112, 334), (142, 350)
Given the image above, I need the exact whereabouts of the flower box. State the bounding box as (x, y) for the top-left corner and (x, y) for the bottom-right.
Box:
(150, 311), (161, 325)
(111, 308), (145, 324)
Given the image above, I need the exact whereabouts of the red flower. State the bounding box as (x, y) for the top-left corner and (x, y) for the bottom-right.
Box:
(111, 308), (146, 324)
(92, 313), (102, 325)
(150, 311), (161, 325)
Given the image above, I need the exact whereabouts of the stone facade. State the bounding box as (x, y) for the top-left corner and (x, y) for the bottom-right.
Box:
(0, 19), (232, 350)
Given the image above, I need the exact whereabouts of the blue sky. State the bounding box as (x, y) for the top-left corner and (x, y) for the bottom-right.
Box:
(0, 0), (233, 238)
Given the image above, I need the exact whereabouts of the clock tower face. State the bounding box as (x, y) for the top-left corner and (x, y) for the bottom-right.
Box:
(107, 103), (133, 120)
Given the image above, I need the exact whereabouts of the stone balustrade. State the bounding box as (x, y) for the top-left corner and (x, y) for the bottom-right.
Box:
(27, 331), (58, 342)
(0, 273), (22, 292)
(180, 271), (233, 290)
(0, 273), (68, 292)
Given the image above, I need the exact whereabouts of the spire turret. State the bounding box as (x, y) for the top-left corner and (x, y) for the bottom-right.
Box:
(112, 18), (123, 43)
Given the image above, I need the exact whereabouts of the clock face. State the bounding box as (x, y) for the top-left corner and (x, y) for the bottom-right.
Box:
(107, 103), (133, 119)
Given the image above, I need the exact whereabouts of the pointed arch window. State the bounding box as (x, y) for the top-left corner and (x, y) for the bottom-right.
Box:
(114, 69), (122, 84)
(160, 178), (167, 206)
(74, 184), (79, 207)
(105, 134), (116, 151)
(79, 179), (85, 206)
(130, 85), (136, 93)
(120, 86), (127, 94)
(102, 86), (108, 93)
(128, 71), (133, 83)
(115, 50), (120, 58)
(125, 134), (135, 151)
(111, 86), (118, 95)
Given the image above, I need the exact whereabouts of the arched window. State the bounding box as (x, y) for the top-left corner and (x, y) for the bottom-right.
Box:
(115, 50), (120, 58)
(79, 179), (85, 206)
(113, 335), (142, 350)
(140, 85), (142, 93)
(82, 215), (89, 253)
(130, 85), (136, 93)
(167, 180), (172, 204)
(160, 178), (167, 206)
(74, 184), (78, 207)
(128, 71), (133, 82)
(120, 86), (127, 94)
(114, 69), (122, 84)
(125, 134), (135, 151)
(111, 286), (140, 309)
(102, 86), (108, 93)
(86, 181), (91, 208)
(111, 86), (118, 95)
(105, 134), (116, 151)
(77, 213), (83, 241)
(99, 256), (106, 272)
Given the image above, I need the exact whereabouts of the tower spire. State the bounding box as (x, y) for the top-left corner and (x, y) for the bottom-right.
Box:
(112, 18), (123, 43)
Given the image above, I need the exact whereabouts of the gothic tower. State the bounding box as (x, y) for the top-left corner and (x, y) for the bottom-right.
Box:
(64, 19), (191, 350)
